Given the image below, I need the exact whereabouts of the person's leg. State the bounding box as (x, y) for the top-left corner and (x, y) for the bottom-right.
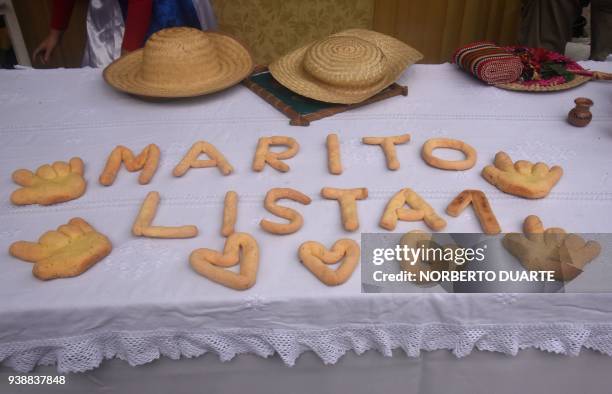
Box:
(520, 0), (579, 53)
(590, 0), (612, 60)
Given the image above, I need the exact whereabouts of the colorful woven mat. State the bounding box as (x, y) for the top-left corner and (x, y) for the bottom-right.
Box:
(452, 41), (523, 84)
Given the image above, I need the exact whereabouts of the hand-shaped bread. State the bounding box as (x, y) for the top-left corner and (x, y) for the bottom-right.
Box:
(11, 158), (86, 206)
(482, 151), (563, 199)
(502, 215), (601, 281)
(9, 218), (112, 280)
(399, 231), (459, 285)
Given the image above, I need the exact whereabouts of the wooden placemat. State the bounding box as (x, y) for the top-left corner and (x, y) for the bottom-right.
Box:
(242, 66), (408, 126)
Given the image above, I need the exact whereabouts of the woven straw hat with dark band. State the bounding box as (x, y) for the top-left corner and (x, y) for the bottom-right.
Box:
(103, 27), (253, 98)
(269, 29), (423, 104)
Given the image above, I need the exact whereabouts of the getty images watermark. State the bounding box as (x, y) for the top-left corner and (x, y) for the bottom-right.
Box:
(361, 233), (610, 293)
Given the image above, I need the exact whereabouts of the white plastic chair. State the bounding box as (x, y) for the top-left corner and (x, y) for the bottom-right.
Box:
(0, 0), (31, 66)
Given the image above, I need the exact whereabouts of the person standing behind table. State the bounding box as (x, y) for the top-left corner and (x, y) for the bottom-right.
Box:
(34, 0), (152, 68)
(590, 0), (612, 61)
(147, 0), (217, 37)
(33, 0), (217, 68)
(519, 0), (612, 61)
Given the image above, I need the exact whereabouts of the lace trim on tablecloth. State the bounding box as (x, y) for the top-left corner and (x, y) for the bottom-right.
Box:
(2, 323), (612, 373)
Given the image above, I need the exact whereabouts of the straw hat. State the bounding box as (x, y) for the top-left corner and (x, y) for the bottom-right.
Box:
(103, 27), (253, 98)
(269, 29), (423, 104)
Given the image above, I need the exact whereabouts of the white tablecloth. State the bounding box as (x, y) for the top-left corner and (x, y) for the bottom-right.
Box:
(1, 62), (612, 373)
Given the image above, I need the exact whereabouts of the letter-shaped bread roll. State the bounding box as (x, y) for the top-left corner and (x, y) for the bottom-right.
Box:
(221, 191), (238, 237)
(421, 138), (477, 171)
(99, 144), (160, 185)
(321, 187), (368, 231)
(252, 136), (299, 173)
(326, 133), (343, 175)
(260, 188), (312, 235)
(173, 141), (233, 177)
(362, 133), (410, 170)
(132, 191), (198, 238)
(379, 188), (446, 231)
(446, 189), (501, 234)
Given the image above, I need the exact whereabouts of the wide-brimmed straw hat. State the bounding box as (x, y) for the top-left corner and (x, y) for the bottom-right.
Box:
(103, 27), (253, 98)
(269, 29), (423, 104)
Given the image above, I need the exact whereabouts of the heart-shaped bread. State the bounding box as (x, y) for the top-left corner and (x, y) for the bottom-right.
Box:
(298, 239), (360, 286)
(189, 232), (259, 290)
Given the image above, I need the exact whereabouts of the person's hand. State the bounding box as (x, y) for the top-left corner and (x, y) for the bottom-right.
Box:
(33, 29), (62, 65)
(502, 215), (601, 281)
(10, 157), (86, 206)
(482, 151), (563, 199)
(9, 218), (112, 280)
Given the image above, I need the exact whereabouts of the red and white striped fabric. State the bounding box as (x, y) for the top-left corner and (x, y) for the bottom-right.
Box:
(452, 41), (523, 84)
